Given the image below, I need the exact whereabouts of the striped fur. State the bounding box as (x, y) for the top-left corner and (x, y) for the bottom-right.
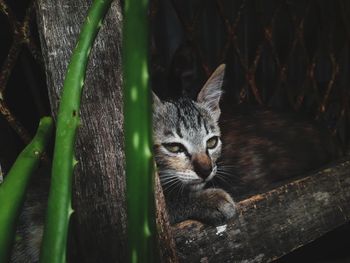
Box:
(153, 64), (236, 224)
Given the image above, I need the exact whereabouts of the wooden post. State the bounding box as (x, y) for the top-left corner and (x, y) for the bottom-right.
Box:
(36, 1), (126, 262)
(36, 1), (178, 262)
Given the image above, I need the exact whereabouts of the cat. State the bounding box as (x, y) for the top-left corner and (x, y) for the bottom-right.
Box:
(11, 64), (340, 261)
(217, 106), (341, 199)
(153, 64), (341, 225)
(153, 65), (236, 225)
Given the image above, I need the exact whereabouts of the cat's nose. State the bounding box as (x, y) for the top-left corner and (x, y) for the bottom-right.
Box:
(192, 154), (212, 179)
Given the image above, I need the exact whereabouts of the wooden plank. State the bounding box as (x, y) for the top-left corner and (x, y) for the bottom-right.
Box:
(35, 1), (126, 262)
(174, 158), (350, 263)
(155, 171), (179, 263)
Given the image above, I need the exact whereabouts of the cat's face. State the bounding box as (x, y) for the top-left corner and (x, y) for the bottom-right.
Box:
(153, 65), (225, 192)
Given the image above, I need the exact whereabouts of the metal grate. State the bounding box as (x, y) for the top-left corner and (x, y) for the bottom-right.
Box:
(150, 0), (350, 153)
(0, 0), (49, 171)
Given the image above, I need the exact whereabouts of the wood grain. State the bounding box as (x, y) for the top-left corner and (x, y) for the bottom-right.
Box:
(155, 171), (179, 263)
(174, 158), (350, 262)
(36, 1), (126, 262)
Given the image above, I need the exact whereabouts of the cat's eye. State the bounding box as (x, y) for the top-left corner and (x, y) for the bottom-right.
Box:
(206, 136), (219, 149)
(163, 143), (186, 153)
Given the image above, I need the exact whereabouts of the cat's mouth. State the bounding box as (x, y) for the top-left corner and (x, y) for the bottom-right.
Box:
(188, 181), (206, 191)
(187, 166), (217, 191)
(205, 165), (217, 182)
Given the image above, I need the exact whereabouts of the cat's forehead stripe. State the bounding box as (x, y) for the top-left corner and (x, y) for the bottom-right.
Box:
(176, 103), (190, 131)
(163, 130), (174, 137)
(176, 125), (183, 138)
(203, 119), (209, 134)
(196, 112), (202, 127)
(160, 98), (215, 141)
(175, 102), (182, 121)
(175, 100), (193, 130)
(171, 102), (183, 136)
(179, 99), (206, 132)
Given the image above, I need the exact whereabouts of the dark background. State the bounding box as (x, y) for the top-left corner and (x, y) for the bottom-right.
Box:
(150, 0), (350, 262)
(150, 0), (349, 153)
(0, 0), (50, 173)
(0, 0), (349, 262)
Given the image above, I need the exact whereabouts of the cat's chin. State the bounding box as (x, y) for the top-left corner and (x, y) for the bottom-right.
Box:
(188, 182), (206, 191)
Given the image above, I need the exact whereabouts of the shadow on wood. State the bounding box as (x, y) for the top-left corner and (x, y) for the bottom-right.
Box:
(174, 158), (350, 262)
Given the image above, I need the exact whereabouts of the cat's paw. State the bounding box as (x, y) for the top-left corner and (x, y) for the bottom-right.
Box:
(192, 188), (236, 225)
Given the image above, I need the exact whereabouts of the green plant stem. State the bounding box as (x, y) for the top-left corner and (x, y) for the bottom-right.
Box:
(123, 0), (157, 262)
(0, 117), (53, 263)
(39, 1), (113, 262)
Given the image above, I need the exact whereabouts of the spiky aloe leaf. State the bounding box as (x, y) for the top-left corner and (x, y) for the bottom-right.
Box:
(0, 117), (53, 263)
(39, 1), (113, 262)
(123, 0), (157, 262)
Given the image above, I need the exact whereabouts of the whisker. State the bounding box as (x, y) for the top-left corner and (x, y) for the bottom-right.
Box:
(215, 174), (231, 185)
(162, 179), (180, 191)
(163, 183), (179, 194)
(160, 180), (179, 187)
(160, 179), (178, 184)
(216, 164), (236, 168)
(161, 177), (179, 185)
(167, 179), (183, 195)
(216, 172), (241, 183)
(215, 170), (232, 177)
(161, 179), (179, 187)
(216, 170), (234, 177)
(176, 183), (185, 200)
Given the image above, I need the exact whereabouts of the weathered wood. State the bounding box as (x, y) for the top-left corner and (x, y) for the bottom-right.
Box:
(155, 171), (179, 263)
(35, 1), (126, 262)
(174, 158), (350, 263)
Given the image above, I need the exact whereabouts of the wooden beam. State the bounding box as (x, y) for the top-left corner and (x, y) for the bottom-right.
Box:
(36, 2), (178, 262)
(36, 1), (126, 262)
(174, 158), (350, 262)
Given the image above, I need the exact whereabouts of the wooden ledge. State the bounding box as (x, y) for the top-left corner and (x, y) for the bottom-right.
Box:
(173, 158), (350, 262)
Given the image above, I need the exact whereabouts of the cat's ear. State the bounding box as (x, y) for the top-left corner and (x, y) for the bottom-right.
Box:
(197, 64), (225, 120)
(152, 91), (163, 109)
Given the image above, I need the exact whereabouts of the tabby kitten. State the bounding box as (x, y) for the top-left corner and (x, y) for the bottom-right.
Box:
(153, 64), (340, 225)
(153, 64), (236, 225)
(12, 64), (340, 261)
